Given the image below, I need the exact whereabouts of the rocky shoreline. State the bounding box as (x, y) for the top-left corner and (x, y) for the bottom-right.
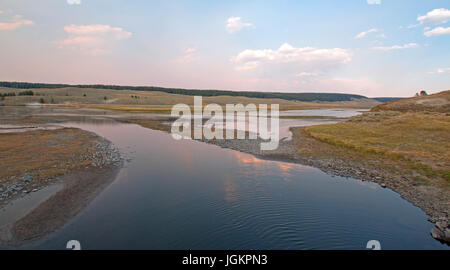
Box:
(200, 128), (450, 245)
(0, 136), (121, 208)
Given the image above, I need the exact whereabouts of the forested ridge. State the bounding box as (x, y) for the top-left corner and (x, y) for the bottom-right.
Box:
(0, 81), (382, 102)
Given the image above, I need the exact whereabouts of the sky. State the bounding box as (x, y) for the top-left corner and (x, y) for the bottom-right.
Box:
(0, 0), (449, 97)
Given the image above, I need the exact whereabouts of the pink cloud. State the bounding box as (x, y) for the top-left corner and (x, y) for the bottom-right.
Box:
(63, 24), (131, 39)
(0, 14), (34, 31)
(232, 43), (352, 72)
(57, 36), (102, 48)
(57, 24), (132, 55)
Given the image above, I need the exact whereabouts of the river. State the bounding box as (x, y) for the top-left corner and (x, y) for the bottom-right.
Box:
(1, 107), (448, 249)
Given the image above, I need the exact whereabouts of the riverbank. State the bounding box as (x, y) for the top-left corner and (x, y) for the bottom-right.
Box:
(0, 128), (122, 246)
(302, 111), (449, 243)
(0, 165), (121, 246)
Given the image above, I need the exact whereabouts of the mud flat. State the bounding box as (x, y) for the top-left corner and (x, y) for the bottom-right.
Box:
(0, 165), (121, 246)
(0, 128), (122, 246)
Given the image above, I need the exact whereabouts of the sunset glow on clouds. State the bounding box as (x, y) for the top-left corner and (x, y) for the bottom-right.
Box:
(56, 24), (132, 55)
(231, 43), (352, 73)
(0, 14), (33, 31)
(0, 0), (449, 97)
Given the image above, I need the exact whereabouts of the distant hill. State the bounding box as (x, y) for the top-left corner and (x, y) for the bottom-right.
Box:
(373, 97), (403, 102)
(372, 90), (450, 113)
(0, 81), (371, 103)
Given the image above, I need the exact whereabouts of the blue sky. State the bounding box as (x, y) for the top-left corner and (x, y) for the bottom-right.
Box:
(0, 0), (449, 97)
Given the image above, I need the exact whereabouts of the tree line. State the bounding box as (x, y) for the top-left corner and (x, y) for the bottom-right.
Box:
(0, 81), (369, 102)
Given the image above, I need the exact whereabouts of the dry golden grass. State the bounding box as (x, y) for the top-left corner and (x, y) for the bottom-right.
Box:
(90, 105), (174, 113)
(372, 90), (450, 113)
(304, 111), (450, 184)
(126, 118), (171, 132)
(0, 128), (102, 183)
(0, 87), (380, 111)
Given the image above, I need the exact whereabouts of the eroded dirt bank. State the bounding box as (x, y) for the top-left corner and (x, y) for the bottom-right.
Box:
(0, 127), (122, 246)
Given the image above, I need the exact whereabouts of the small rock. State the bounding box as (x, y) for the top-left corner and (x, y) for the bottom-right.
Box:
(380, 183), (386, 188)
(431, 227), (445, 240)
(435, 222), (446, 231)
(445, 230), (450, 242)
(22, 175), (33, 182)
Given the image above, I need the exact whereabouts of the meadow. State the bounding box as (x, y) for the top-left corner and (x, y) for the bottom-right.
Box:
(0, 86), (380, 112)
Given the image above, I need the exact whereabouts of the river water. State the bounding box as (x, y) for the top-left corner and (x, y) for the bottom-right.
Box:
(1, 107), (448, 249)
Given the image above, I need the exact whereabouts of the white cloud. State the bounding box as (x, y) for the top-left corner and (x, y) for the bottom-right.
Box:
(424, 26), (450, 37)
(418, 8), (450, 25)
(409, 8), (450, 28)
(355, 28), (379, 39)
(296, 72), (319, 78)
(57, 24), (132, 55)
(371, 43), (419, 51)
(0, 10), (4, 14)
(173, 48), (197, 63)
(226, 17), (252, 33)
(184, 47), (196, 54)
(0, 14), (34, 31)
(367, 0), (381, 5)
(232, 43), (352, 73)
(428, 67), (450, 75)
(67, 0), (82, 5)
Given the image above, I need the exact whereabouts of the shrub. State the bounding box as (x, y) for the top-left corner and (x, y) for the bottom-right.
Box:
(39, 98), (45, 104)
(1, 92), (15, 97)
(18, 90), (34, 96)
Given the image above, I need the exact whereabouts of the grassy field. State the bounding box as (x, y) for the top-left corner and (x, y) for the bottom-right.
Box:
(0, 86), (380, 112)
(0, 128), (104, 184)
(304, 111), (450, 185)
(300, 90), (450, 187)
(372, 90), (450, 113)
